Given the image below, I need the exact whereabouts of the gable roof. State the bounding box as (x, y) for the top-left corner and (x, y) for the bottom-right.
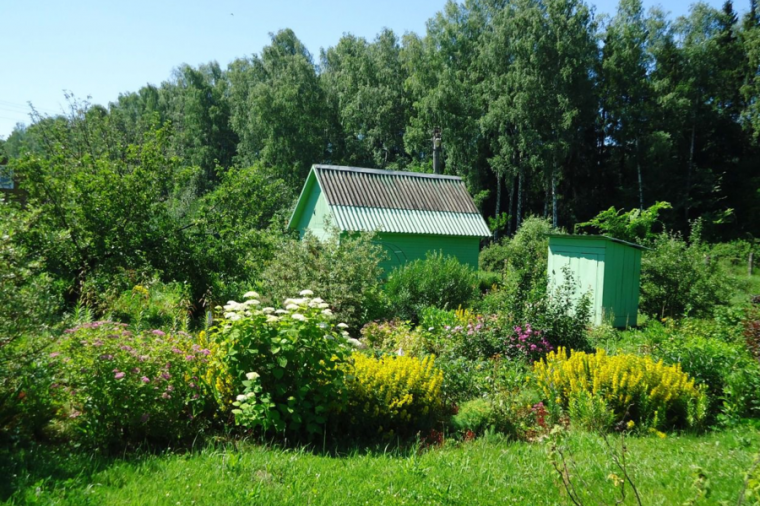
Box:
(289, 165), (491, 237)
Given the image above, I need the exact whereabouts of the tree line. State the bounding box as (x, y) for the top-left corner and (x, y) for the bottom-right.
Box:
(2, 0), (760, 309)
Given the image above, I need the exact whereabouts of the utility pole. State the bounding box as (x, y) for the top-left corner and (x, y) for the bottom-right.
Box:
(432, 128), (442, 174)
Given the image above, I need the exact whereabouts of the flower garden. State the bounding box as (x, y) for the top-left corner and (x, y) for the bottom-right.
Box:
(2, 219), (760, 504)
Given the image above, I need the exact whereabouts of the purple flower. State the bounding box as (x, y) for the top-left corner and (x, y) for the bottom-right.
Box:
(92, 340), (104, 347)
(152, 330), (166, 337)
(121, 345), (133, 352)
(114, 371), (125, 380)
(99, 354), (114, 361)
(161, 372), (171, 380)
(49, 352), (60, 358)
(141, 376), (150, 383)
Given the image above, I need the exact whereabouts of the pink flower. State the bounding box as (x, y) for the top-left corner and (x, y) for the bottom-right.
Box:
(171, 347), (183, 354)
(185, 355), (194, 361)
(99, 354), (114, 361)
(114, 371), (125, 379)
(49, 352), (60, 358)
(200, 349), (210, 356)
(167, 385), (174, 392)
(161, 372), (171, 380)
(161, 392), (171, 399)
(152, 330), (166, 337)
(141, 376), (150, 383)
(92, 340), (104, 347)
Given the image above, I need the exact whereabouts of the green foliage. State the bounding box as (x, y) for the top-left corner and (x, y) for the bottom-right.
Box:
(53, 322), (211, 446)
(212, 292), (352, 436)
(575, 202), (672, 244)
(384, 252), (478, 322)
(109, 281), (192, 332)
(652, 327), (760, 422)
(640, 232), (732, 318)
(359, 319), (430, 358)
(342, 353), (444, 437)
(260, 231), (386, 328)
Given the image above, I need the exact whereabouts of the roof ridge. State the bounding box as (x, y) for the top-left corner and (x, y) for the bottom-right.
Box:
(313, 164), (462, 181)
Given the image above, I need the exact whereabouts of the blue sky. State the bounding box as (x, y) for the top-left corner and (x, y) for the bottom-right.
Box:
(0, 0), (738, 139)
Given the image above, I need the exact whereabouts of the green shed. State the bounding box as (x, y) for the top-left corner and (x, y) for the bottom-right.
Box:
(547, 235), (645, 328)
(288, 165), (491, 272)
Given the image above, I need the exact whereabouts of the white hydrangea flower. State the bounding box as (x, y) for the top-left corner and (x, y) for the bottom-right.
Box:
(317, 303), (329, 309)
(283, 298), (295, 305)
(236, 394), (247, 402)
(243, 291), (260, 299)
(337, 323), (349, 329)
(346, 337), (367, 349)
(321, 309), (333, 316)
(266, 315), (280, 323)
(291, 313), (306, 321)
(341, 330), (350, 337)
(274, 309), (288, 315)
(246, 372), (260, 380)
(246, 392), (256, 399)
(299, 289), (314, 296)
(285, 303), (299, 311)
(224, 312), (237, 319)
(243, 299), (260, 306)
(228, 313), (241, 321)
(311, 297), (324, 304)
(262, 307), (275, 314)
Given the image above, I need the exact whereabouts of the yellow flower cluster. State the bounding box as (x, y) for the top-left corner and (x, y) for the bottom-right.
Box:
(533, 347), (706, 428)
(197, 330), (235, 410)
(346, 352), (444, 434)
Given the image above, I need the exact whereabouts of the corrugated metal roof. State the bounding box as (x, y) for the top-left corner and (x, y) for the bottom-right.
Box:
(291, 165), (491, 237)
(331, 206), (491, 236)
(313, 165), (480, 214)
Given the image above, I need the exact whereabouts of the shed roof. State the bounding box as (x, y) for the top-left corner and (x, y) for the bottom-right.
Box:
(289, 165), (491, 237)
(547, 234), (647, 250)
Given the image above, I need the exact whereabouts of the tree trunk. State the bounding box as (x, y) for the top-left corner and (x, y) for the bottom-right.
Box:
(551, 167), (558, 228)
(494, 171), (502, 241)
(686, 122), (696, 221)
(517, 160), (524, 231)
(543, 179), (549, 219)
(636, 138), (644, 211)
(507, 175), (515, 236)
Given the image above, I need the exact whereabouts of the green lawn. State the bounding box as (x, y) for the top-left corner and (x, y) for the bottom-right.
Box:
(3, 428), (758, 505)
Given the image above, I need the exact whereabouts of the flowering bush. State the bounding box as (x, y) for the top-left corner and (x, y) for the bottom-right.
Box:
(210, 291), (356, 435)
(343, 352), (444, 437)
(533, 347), (707, 430)
(52, 322), (211, 445)
(360, 319), (431, 357)
(507, 324), (553, 361)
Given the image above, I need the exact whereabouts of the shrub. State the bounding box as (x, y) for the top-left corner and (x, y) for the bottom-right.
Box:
(533, 348), (707, 430)
(745, 309), (760, 362)
(451, 390), (545, 440)
(211, 291), (354, 436)
(343, 353), (444, 437)
(53, 322), (211, 446)
(109, 280), (192, 331)
(640, 232), (731, 318)
(384, 252), (478, 322)
(654, 335), (760, 422)
(360, 319), (430, 357)
(261, 231), (387, 328)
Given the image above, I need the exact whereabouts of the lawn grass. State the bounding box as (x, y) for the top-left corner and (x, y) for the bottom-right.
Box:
(3, 427), (758, 505)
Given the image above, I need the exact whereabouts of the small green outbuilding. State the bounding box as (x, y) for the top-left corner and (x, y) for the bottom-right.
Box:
(288, 165), (491, 273)
(547, 234), (645, 328)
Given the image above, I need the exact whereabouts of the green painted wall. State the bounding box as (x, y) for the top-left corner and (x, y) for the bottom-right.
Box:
(296, 183), (333, 241)
(548, 236), (642, 328)
(374, 233), (481, 274)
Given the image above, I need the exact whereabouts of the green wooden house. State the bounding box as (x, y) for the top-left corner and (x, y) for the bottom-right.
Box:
(547, 234), (645, 328)
(288, 165), (491, 272)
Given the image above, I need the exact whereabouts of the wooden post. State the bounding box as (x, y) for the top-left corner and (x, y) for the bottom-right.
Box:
(750, 251), (754, 277)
